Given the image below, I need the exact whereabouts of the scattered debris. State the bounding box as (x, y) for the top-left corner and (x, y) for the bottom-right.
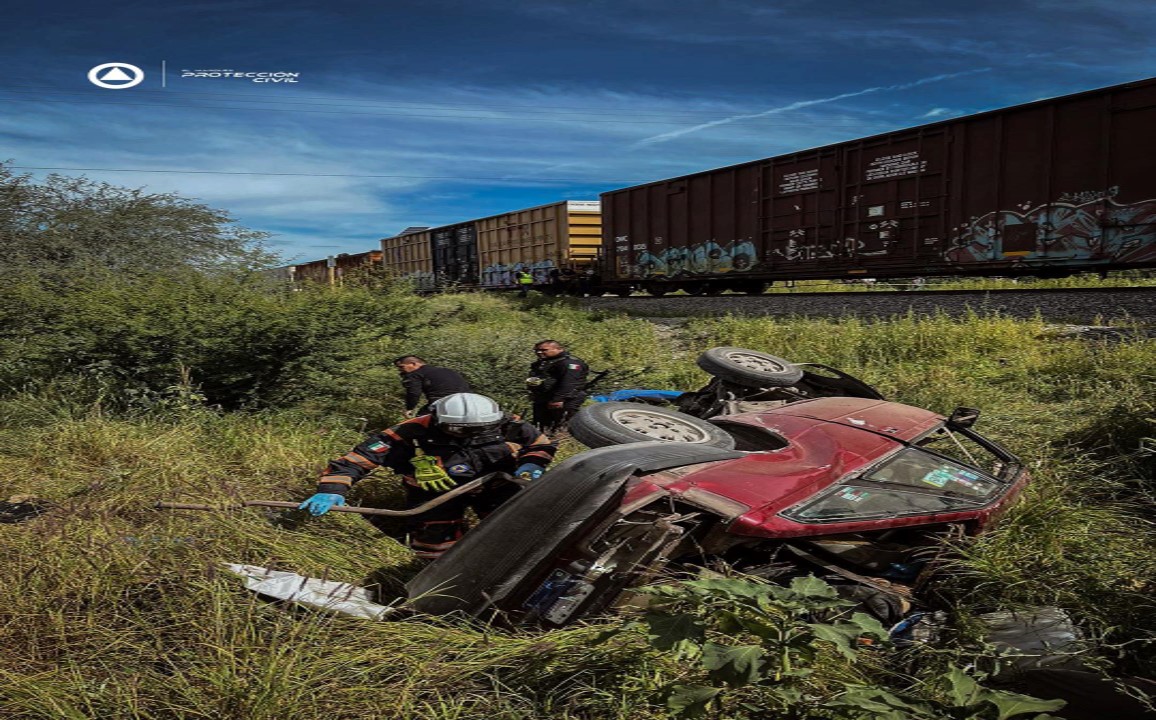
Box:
(0, 496), (52, 524)
(226, 564), (401, 620)
(978, 606), (1087, 672)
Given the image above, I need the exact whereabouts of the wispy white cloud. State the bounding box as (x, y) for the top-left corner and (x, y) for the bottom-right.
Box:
(629, 68), (992, 148)
(920, 107), (954, 118)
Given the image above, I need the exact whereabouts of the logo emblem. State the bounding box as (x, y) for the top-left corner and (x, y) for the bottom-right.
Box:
(448, 464), (471, 475)
(88, 63), (145, 89)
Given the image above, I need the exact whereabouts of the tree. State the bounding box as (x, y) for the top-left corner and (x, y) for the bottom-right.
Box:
(0, 162), (277, 276)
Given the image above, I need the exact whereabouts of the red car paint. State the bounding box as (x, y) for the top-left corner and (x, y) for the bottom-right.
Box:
(625, 397), (1029, 540)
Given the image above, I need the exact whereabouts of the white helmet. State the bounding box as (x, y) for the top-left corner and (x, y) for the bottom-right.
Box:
(431, 393), (504, 436)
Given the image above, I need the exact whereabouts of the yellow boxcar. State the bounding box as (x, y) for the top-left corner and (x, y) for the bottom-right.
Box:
(475, 200), (601, 289)
(380, 228), (434, 291)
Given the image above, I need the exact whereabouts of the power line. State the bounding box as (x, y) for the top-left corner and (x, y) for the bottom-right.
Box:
(6, 164), (645, 183)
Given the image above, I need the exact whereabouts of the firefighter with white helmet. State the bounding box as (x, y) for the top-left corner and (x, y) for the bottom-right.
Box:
(300, 393), (556, 559)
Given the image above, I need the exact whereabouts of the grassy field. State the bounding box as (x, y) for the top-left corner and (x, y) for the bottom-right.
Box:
(1, 289), (1153, 719)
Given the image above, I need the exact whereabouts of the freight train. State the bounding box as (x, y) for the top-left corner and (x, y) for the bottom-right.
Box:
(599, 76), (1156, 296)
(279, 77), (1156, 296)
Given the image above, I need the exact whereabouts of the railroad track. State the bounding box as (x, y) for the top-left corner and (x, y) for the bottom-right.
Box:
(574, 286), (1156, 324)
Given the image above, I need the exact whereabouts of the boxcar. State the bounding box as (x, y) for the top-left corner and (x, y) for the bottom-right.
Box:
(380, 201), (601, 291)
(476, 201), (601, 289)
(599, 77), (1156, 295)
(293, 250), (384, 285)
(381, 227), (435, 291)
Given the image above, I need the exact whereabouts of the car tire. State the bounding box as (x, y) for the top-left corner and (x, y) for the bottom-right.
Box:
(696, 347), (804, 388)
(569, 402), (736, 449)
(406, 442), (744, 621)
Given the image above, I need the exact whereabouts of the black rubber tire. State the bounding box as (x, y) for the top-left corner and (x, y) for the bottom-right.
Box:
(569, 402), (736, 449)
(696, 347), (803, 388)
(406, 442), (744, 620)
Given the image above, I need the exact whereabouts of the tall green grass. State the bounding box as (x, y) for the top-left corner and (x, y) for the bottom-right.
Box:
(1, 291), (1153, 717)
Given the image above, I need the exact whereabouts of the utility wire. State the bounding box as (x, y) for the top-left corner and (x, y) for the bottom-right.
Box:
(6, 164), (645, 183)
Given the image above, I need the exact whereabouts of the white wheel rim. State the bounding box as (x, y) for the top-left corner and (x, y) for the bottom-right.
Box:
(724, 351), (789, 374)
(610, 408), (711, 443)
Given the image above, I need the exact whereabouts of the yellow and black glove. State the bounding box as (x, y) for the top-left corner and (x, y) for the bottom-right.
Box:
(411, 453), (455, 492)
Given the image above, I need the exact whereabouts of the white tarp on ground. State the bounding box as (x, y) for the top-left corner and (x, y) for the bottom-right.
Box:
(226, 563), (399, 620)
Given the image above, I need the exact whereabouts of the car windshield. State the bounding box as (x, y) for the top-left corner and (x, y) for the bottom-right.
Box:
(783, 446), (1004, 523)
(861, 448), (1001, 498)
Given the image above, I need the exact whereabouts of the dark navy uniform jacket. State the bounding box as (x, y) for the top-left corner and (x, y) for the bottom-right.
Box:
(316, 414), (556, 494)
(400, 365), (471, 411)
(528, 352), (589, 403)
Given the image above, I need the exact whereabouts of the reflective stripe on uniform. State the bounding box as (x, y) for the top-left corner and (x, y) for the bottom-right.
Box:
(341, 452), (377, 470)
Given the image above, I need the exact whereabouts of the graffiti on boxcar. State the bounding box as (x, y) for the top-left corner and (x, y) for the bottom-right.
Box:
(635, 250), (667, 277)
(771, 229), (860, 262)
(630, 239), (759, 278)
(480, 259), (558, 287)
(688, 241), (727, 273)
(945, 195), (1156, 265)
(661, 247), (689, 275)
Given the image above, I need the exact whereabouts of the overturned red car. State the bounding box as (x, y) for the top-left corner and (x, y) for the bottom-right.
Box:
(407, 393), (1029, 628)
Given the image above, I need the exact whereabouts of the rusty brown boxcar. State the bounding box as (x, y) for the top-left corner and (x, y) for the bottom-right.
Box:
(600, 77), (1156, 295)
(292, 250), (384, 285)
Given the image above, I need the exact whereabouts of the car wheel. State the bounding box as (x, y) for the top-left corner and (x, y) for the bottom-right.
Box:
(405, 443), (744, 623)
(696, 347), (804, 388)
(569, 402), (736, 449)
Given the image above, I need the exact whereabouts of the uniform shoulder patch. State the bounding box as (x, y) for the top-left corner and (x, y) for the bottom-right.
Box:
(367, 440), (389, 452)
(568, 363), (581, 370)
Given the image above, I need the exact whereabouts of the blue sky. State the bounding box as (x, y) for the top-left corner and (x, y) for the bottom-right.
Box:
(3, 0), (1153, 262)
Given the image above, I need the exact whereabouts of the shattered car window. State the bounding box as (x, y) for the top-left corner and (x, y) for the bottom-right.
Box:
(863, 448), (1001, 498)
(783, 447), (1002, 522)
(916, 427), (1017, 481)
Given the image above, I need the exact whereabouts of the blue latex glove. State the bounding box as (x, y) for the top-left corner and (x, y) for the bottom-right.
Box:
(515, 463), (544, 480)
(299, 492), (346, 516)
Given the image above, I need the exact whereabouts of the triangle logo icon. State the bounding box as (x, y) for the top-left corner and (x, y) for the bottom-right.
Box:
(99, 67), (135, 82)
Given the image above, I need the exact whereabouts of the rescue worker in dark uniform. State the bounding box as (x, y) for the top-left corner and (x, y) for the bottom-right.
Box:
(394, 355), (472, 418)
(300, 393), (556, 559)
(526, 340), (589, 433)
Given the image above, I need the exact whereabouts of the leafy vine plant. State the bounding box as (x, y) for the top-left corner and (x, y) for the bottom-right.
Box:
(598, 575), (1066, 719)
